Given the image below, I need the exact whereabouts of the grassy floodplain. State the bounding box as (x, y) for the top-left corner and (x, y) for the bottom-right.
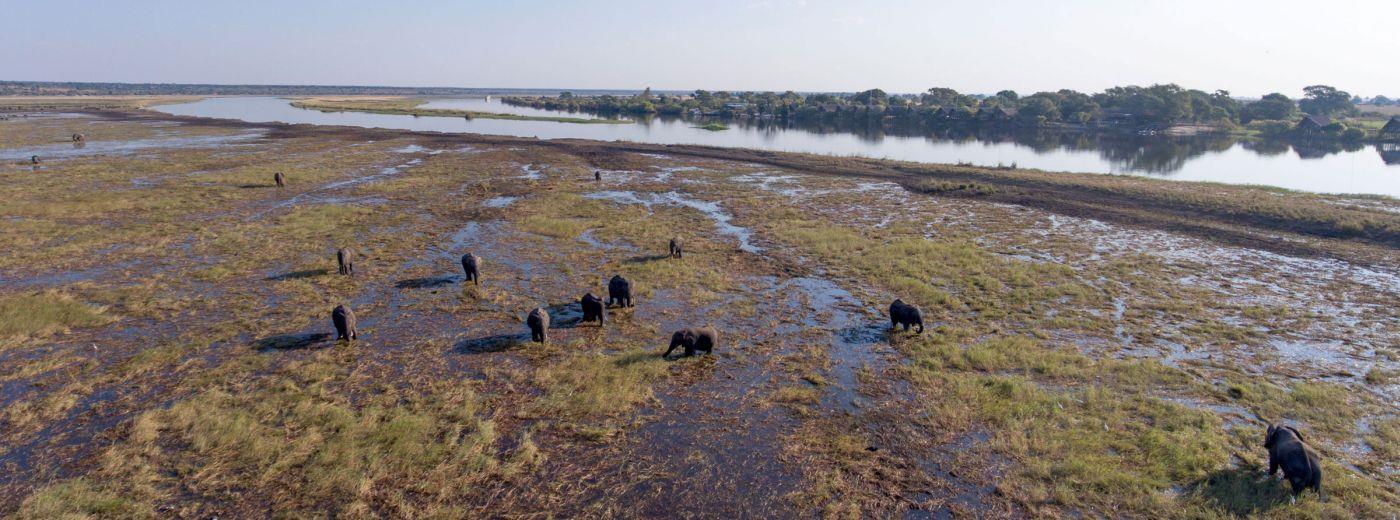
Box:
(289, 96), (632, 124)
(0, 100), (1396, 518)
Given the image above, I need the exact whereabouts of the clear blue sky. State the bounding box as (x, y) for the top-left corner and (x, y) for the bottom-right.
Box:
(4, 0), (1397, 97)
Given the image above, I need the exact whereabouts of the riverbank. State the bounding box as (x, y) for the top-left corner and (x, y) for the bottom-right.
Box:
(289, 97), (632, 124)
(113, 107), (1400, 265)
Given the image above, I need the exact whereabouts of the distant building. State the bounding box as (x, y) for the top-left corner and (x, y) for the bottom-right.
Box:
(1295, 114), (1331, 135)
(976, 106), (1018, 121)
(1381, 116), (1400, 140)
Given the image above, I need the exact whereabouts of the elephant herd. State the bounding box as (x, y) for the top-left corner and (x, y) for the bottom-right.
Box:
(317, 232), (929, 362)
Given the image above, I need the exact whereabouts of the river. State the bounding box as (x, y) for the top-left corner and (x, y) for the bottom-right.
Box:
(151, 96), (1400, 197)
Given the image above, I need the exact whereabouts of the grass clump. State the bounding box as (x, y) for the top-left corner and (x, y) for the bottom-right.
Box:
(528, 347), (670, 420)
(16, 478), (145, 520)
(0, 291), (111, 347)
(693, 122), (729, 131)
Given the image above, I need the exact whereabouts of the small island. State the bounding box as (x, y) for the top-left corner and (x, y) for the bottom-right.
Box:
(693, 122), (729, 131)
(288, 97), (632, 124)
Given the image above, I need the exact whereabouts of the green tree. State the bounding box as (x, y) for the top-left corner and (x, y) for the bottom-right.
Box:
(1299, 85), (1358, 117)
(1244, 93), (1298, 122)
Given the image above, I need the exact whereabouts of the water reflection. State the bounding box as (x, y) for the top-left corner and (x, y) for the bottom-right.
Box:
(150, 97), (1400, 197)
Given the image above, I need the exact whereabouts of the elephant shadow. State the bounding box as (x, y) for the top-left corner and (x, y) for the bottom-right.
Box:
(623, 254), (670, 264)
(395, 275), (460, 289)
(253, 332), (332, 351)
(266, 268), (331, 281)
(837, 323), (889, 344)
(236, 184), (278, 189)
(454, 333), (529, 354)
(1188, 467), (1292, 516)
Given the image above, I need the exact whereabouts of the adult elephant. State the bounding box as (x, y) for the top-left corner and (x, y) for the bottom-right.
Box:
(607, 275), (633, 308)
(527, 307), (550, 343)
(461, 253), (481, 285)
(332, 304), (357, 342)
(580, 292), (605, 325)
(337, 247), (355, 275)
(664, 327), (718, 358)
(889, 299), (924, 334)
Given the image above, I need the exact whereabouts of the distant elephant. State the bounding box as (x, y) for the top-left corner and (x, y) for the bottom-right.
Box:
(580, 292), (605, 325)
(527, 307), (550, 343)
(889, 299), (924, 333)
(607, 275), (632, 308)
(274, 171), (286, 188)
(71, 133), (84, 142)
(594, 170), (601, 181)
(1265, 424), (1323, 503)
(461, 253), (480, 285)
(669, 237), (683, 259)
(337, 247), (355, 275)
(31, 155), (40, 165)
(332, 304), (357, 341)
(665, 326), (718, 357)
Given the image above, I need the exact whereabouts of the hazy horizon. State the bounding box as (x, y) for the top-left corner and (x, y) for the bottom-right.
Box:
(5, 0), (1398, 98)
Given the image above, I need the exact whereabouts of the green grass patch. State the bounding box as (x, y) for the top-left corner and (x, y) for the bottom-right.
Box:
(0, 291), (111, 347)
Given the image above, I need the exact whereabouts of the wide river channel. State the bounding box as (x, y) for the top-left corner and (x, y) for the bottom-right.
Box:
(152, 97), (1400, 197)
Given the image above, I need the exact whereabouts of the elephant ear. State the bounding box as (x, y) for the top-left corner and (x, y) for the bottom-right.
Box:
(1285, 426), (1304, 443)
(1264, 424), (1277, 447)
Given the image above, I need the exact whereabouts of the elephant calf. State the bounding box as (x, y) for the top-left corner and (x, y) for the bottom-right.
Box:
(669, 237), (683, 259)
(337, 247), (355, 275)
(665, 327), (718, 358)
(580, 292), (605, 325)
(889, 299), (924, 334)
(332, 304), (357, 341)
(527, 307), (550, 343)
(607, 275), (633, 308)
(594, 170), (601, 181)
(71, 133), (85, 142)
(274, 171), (286, 188)
(1265, 424), (1323, 503)
(31, 155), (40, 165)
(461, 253), (481, 285)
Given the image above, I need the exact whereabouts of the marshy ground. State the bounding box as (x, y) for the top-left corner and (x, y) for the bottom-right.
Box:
(1, 108), (1397, 518)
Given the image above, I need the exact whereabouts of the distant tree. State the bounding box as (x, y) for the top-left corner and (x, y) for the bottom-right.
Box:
(639, 87), (653, 101)
(559, 91), (574, 99)
(1299, 85), (1358, 117)
(1244, 93), (1298, 122)
(851, 88), (888, 106)
(995, 90), (1019, 102)
(920, 87), (974, 109)
(1371, 95), (1393, 106)
(1017, 96), (1060, 123)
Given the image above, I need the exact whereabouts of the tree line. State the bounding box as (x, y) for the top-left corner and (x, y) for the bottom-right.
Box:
(505, 84), (1372, 130)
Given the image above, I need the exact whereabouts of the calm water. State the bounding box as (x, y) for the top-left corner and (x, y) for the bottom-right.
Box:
(152, 97), (1400, 197)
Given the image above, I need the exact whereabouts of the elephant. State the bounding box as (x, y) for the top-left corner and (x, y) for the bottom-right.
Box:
(664, 327), (718, 358)
(71, 133), (85, 142)
(527, 307), (550, 343)
(607, 275), (632, 308)
(669, 237), (683, 259)
(337, 247), (355, 275)
(1265, 424), (1323, 503)
(332, 304), (357, 341)
(274, 171), (286, 188)
(580, 292), (605, 325)
(594, 170), (601, 181)
(31, 155), (40, 165)
(461, 253), (481, 285)
(889, 299), (924, 334)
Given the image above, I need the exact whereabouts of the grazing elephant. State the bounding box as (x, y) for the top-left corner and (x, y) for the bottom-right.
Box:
(337, 247), (355, 275)
(580, 292), (605, 325)
(1265, 424), (1323, 503)
(332, 304), (357, 341)
(594, 170), (601, 181)
(664, 326), (718, 357)
(607, 275), (633, 308)
(71, 133), (85, 142)
(889, 299), (924, 334)
(527, 307), (550, 343)
(669, 237), (683, 259)
(461, 253), (480, 285)
(31, 155), (40, 165)
(274, 171), (286, 188)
